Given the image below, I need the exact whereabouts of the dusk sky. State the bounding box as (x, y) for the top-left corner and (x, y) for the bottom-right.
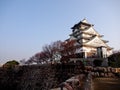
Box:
(0, 0), (120, 64)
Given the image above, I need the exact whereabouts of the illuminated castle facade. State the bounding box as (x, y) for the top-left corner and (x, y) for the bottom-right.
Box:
(68, 19), (113, 59)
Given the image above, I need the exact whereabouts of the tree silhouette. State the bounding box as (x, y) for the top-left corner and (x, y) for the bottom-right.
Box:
(108, 51), (120, 67)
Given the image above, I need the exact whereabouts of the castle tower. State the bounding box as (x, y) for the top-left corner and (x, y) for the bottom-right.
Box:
(69, 19), (113, 58)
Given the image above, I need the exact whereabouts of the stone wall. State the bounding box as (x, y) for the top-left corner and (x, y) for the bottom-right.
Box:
(0, 64), (119, 90)
(0, 63), (81, 90)
(0, 64), (58, 90)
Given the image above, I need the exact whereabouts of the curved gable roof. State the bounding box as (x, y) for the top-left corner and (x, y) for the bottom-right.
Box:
(85, 36), (109, 48)
(83, 27), (101, 36)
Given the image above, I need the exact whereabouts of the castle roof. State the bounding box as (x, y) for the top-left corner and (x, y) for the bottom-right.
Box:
(71, 18), (94, 29)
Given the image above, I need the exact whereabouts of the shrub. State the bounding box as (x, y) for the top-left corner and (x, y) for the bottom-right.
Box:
(93, 59), (103, 67)
(3, 60), (19, 69)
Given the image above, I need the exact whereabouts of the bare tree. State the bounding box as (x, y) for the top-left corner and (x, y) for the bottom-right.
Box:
(20, 59), (26, 65)
(42, 40), (63, 62)
(25, 40), (79, 64)
(61, 40), (78, 56)
(60, 40), (78, 62)
(35, 51), (48, 64)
